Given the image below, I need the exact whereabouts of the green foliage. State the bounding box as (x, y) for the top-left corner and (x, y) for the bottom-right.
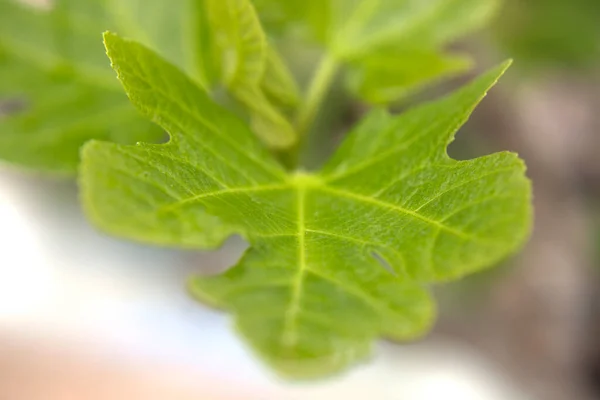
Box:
(205, 0), (299, 148)
(1, 0), (533, 378)
(346, 49), (471, 104)
(106, 0), (217, 87)
(495, 0), (600, 69)
(254, 0), (500, 104)
(0, 0), (299, 172)
(81, 33), (531, 378)
(0, 0), (238, 245)
(0, 0), (162, 174)
(0, 0), (499, 173)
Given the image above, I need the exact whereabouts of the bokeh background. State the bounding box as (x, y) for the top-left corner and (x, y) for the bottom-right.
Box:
(1, 0), (600, 399)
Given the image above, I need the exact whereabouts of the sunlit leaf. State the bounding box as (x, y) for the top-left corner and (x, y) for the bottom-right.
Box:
(81, 34), (532, 377)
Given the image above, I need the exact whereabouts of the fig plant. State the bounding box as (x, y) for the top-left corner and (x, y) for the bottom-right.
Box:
(0, 0), (531, 378)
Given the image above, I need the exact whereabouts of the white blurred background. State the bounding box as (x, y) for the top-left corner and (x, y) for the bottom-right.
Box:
(0, 170), (526, 399)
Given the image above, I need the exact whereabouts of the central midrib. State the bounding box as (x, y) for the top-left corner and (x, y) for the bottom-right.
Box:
(281, 182), (307, 349)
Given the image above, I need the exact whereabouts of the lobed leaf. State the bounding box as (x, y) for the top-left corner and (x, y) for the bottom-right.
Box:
(81, 34), (532, 378)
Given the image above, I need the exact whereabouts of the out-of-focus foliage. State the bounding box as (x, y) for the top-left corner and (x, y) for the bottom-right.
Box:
(0, 0), (299, 173)
(254, 0), (500, 104)
(0, 0), (502, 174)
(0, 0), (163, 174)
(106, 0), (218, 88)
(205, 0), (300, 149)
(0, 0), (220, 175)
(495, 0), (600, 69)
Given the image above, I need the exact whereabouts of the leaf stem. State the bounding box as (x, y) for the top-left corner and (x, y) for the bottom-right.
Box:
(296, 54), (340, 137)
(280, 54), (340, 170)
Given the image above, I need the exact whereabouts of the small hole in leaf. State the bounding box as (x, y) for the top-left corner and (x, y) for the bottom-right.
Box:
(0, 98), (28, 118)
(371, 250), (396, 276)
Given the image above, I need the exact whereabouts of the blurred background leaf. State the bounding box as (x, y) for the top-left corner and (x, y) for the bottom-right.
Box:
(494, 0), (600, 70)
(0, 0), (164, 174)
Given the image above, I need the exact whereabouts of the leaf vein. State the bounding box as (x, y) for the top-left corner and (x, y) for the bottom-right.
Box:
(319, 185), (478, 241)
(131, 68), (284, 180)
(158, 183), (292, 213)
(413, 166), (518, 212)
(281, 184), (307, 348)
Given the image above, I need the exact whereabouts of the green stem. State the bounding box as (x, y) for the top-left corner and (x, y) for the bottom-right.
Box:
(296, 54), (340, 137)
(280, 54), (340, 170)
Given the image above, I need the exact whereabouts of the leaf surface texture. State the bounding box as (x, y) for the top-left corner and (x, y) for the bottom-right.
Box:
(81, 34), (532, 377)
